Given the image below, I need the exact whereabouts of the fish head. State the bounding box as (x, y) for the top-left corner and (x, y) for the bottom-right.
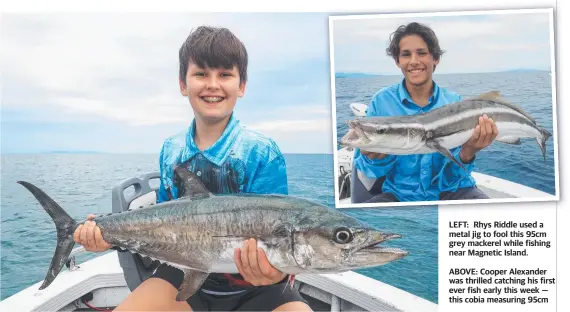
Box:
(291, 208), (408, 273)
(339, 118), (424, 152)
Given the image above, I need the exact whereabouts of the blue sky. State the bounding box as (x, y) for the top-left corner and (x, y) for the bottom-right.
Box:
(331, 11), (553, 74)
(1, 11), (554, 154)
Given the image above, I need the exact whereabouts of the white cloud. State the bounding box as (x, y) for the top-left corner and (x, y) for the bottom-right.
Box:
(246, 118), (333, 154)
(331, 11), (552, 74)
(54, 96), (193, 126)
(1, 13), (328, 127)
(248, 118), (330, 132)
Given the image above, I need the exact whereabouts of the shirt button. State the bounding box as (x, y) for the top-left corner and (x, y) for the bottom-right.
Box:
(197, 154), (202, 159)
(196, 171), (202, 176)
(422, 170), (427, 175)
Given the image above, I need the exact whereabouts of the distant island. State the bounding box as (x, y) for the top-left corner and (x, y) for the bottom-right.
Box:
(501, 68), (548, 73)
(46, 150), (106, 154)
(335, 72), (382, 78)
(335, 68), (549, 78)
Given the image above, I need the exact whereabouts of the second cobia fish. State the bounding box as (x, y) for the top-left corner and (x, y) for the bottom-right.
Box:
(18, 168), (407, 301)
(340, 91), (552, 170)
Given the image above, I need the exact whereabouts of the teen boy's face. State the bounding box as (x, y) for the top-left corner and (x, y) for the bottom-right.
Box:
(396, 34), (439, 87)
(180, 63), (246, 123)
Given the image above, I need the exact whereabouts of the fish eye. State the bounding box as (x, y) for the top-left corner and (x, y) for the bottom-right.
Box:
(333, 227), (354, 244)
(376, 128), (387, 134)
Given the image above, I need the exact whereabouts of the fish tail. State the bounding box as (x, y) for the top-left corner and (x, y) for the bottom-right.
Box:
(17, 181), (79, 290)
(537, 128), (552, 160)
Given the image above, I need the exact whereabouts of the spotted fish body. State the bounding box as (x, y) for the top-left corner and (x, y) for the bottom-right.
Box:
(340, 91), (552, 170)
(17, 171), (407, 301)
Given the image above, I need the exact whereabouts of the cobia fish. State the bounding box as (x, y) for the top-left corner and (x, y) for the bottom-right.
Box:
(17, 169), (407, 301)
(340, 91), (552, 170)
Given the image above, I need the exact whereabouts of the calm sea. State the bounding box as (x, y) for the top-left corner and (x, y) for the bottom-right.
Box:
(335, 71), (556, 195)
(1, 153), (439, 303)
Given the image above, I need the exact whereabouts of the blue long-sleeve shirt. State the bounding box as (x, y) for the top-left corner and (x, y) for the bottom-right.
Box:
(353, 79), (476, 202)
(155, 113), (288, 294)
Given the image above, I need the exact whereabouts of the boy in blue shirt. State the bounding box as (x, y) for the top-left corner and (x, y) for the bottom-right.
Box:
(75, 26), (311, 311)
(352, 22), (498, 203)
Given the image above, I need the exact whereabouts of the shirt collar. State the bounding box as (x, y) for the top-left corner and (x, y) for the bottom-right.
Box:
(181, 114), (242, 166)
(398, 78), (440, 110)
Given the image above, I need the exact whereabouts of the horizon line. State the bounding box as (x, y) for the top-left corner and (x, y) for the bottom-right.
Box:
(335, 68), (551, 76)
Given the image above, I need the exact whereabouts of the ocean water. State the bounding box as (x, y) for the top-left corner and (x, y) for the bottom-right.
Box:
(1, 154), (438, 303)
(335, 71), (557, 195)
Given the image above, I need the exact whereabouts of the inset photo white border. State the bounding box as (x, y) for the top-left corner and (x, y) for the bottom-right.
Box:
(329, 8), (559, 209)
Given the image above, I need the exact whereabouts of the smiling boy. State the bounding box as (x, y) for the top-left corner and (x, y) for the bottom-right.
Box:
(74, 26), (311, 311)
(352, 22), (498, 203)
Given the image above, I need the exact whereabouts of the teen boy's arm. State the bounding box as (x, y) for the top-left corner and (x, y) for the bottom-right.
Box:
(249, 154), (288, 195)
(435, 94), (498, 188)
(353, 92), (398, 178)
(156, 142), (173, 204)
(235, 140), (289, 285)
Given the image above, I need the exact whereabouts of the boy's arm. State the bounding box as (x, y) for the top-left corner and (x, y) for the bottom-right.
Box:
(353, 94), (398, 178)
(434, 146), (476, 190)
(156, 142), (172, 204)
(156, 174), (171, 204)
(434, 94), (479, 187)
(237, 144), (288, 285)
(248, 153), (288, 195)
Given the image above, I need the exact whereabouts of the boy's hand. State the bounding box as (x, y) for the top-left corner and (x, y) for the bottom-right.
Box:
(460, 115), (499, 163)
(361, 150), (387, 160)
(234, 238), (286, 286)
(73, 214), (112, 252)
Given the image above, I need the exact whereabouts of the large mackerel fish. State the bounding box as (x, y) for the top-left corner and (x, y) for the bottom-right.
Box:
(18, 169), (407, 301)
(340, 91), (552, 170)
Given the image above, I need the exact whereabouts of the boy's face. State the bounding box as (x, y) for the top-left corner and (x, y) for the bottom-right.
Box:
(396, 34), (439, 87)
(180, 63), (246, 124)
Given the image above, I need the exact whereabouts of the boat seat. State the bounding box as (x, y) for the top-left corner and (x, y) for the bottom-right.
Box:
(338, 166), (351, 200)
(350, 165), (385, 203)
(111, 172), (162, 291)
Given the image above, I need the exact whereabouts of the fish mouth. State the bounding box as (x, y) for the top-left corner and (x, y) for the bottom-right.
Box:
(353, 232), (408, 260)
(340, 120), (371, 145)
(339, 129), (360, 146)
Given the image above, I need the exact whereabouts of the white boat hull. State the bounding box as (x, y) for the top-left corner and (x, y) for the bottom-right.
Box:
(0, 249), (437, 312)
(336, 147), (554, 206)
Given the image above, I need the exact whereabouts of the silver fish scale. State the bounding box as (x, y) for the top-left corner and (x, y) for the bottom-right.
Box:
(93, 195), (317, 270)
(425, 99), (539, 137)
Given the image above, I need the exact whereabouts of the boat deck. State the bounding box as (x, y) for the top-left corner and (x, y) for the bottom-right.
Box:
(0, 250), (437, 312)
(336, 147), (555, 206)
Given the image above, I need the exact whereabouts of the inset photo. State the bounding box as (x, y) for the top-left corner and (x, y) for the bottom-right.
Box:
(329, 9), (559, 208)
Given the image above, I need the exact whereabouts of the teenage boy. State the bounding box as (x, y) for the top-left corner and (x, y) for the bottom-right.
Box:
(352, 22), (498, 203)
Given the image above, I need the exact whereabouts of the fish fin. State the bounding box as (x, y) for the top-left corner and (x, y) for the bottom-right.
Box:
(176, 269), (209, 301)
(474, 91), (538, 124)
(173, 165), (212, 198)
(426, 140), (467, 173)
(282, 274), (297, 294)
(16, 181), (80, 290)
(496, 136), (521, 145)
(475, 90), (502, 101)
(537, 128), (552, 161)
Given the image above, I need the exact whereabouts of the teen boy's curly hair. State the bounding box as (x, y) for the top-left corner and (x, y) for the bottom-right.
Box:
(179, 26), (248, 83)
(386, 22), (445, 68)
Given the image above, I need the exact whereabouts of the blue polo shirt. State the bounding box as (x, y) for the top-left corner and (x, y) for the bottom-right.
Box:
(156, 113), (288, 294)
(353, 79), (476, 202)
